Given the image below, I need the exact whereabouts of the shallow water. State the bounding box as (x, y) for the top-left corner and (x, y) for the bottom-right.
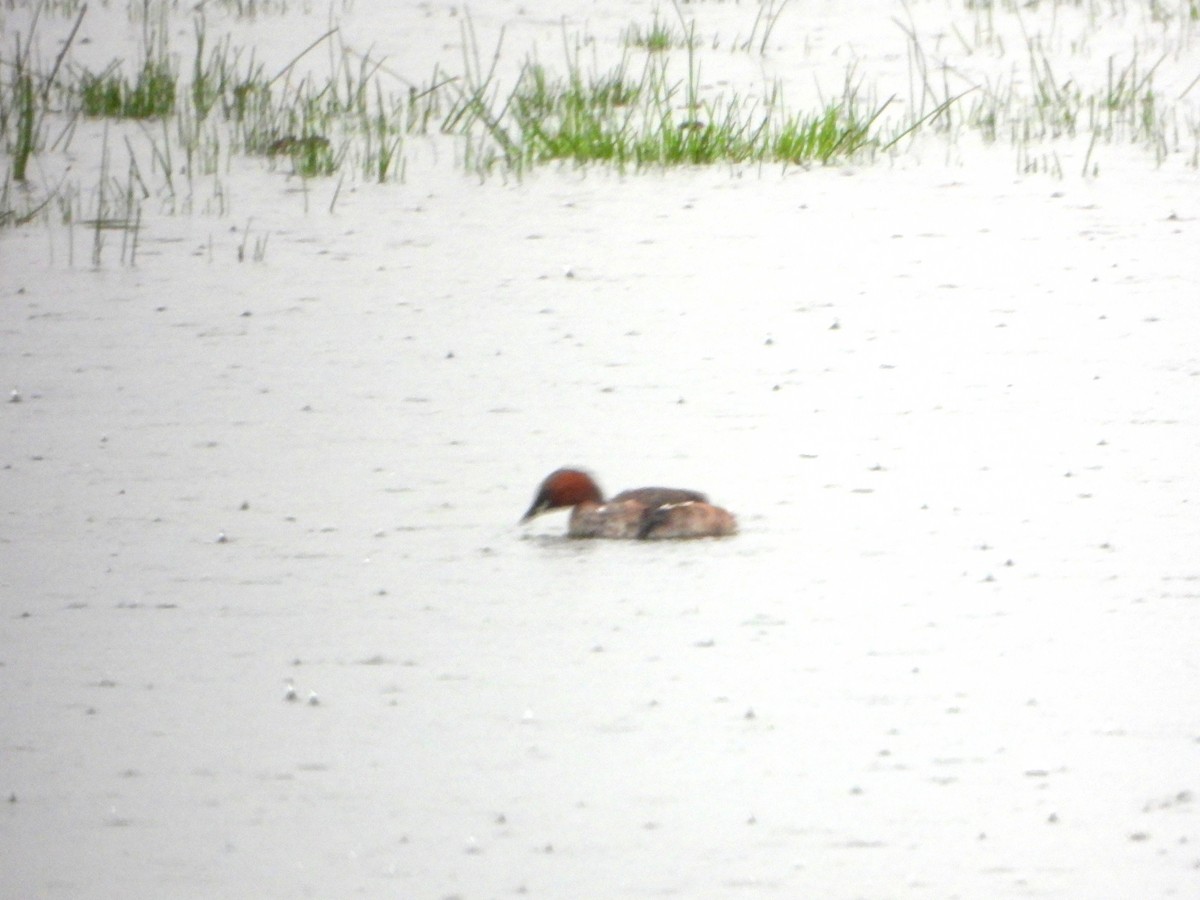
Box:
(3, 1), (1200, 897)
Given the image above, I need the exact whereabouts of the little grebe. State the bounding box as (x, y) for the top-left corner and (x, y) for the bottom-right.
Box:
(521, 468), (737, 539)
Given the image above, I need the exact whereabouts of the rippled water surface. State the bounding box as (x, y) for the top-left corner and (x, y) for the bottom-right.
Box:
(2, 0), (1199, 896)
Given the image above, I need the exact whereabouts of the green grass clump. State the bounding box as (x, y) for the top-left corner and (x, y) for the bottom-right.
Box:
(449, 48), (884, 174)
(80, 58), (177, 118)
(505, 62), (644, 165)
(3, 6), (84, 223)
(772, 105), (876, 164)
(625, 15), (691, 52)
(8, 63), (37, 182)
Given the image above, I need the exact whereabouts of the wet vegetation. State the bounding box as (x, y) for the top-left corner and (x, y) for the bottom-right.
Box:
(446, 51), (885, 173)
(79, 57), (176, 119)
(2, 0), (1199, 234)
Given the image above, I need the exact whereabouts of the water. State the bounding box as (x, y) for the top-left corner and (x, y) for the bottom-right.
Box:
(2, 1), (1200, 896)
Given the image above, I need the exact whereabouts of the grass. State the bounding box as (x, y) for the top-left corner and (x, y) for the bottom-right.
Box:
(624, 14), (692, 53)
(446, 19), (887, 175)
(1, 2), (443, 226)
(4, 3), (83, 182)
(198, 0), (297, 17)
(80, 57), (177, 118)
(892, 0), (1199, 175)
(9, 54), (36, 181)
(2, 0), (1199, 237)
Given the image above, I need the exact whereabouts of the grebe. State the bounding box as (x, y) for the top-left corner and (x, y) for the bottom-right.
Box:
(521, 468), (737, 539)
